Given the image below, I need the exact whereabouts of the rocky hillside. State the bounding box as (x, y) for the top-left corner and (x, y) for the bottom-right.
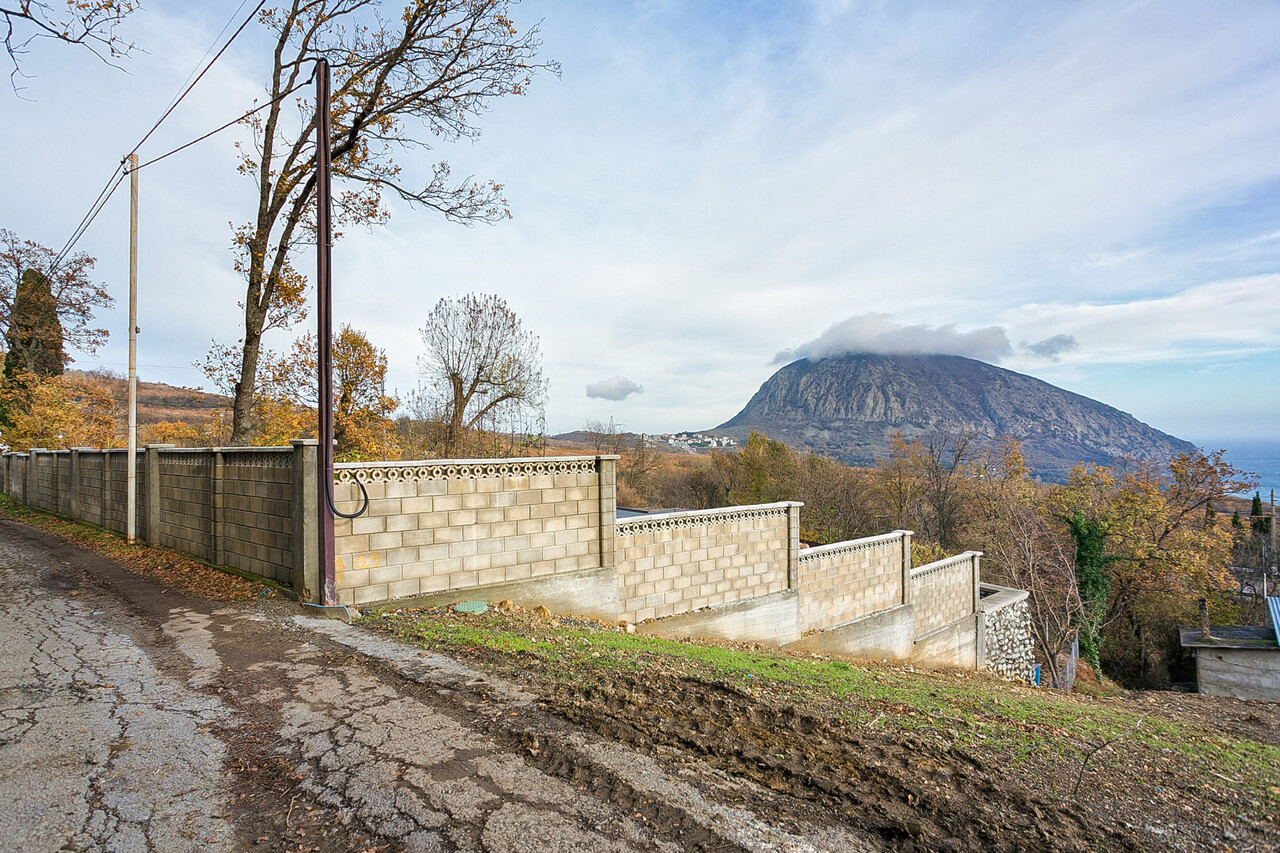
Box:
(717, 353), (1195, 480)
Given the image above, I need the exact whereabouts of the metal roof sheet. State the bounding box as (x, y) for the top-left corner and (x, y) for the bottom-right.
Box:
(1269, 596), (1280, 646)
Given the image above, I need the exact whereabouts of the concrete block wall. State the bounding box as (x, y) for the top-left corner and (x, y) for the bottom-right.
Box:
(911, 551), (981, 638)
(0, 443), (1024, 674)
(220, 450), (297, 583)
(4, 453), (27, 503)
(1, 445), (301, 590)
(104, 450), (148, 537)
(331, 457), (612, 607)
(615, 503), (798, 623)
(77, 452), (105, 526)
(32, 451), (57, 512)
(156, 451), (215, 561)
(796, 530), (910, 632)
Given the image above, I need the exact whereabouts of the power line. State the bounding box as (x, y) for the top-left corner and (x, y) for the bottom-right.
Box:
(132, 0), (268, 155)
(134, 81), (307, 172)
(52, 0), (268, 268)
(155, 0), (255, 124)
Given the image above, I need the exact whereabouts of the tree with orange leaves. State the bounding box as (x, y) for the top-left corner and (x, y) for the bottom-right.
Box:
(1050, 450), (1254, 684)
(199, 325), (397, 459)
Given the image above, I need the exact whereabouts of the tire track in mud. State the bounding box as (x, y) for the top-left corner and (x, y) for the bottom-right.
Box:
(529, 671), (1137, 853)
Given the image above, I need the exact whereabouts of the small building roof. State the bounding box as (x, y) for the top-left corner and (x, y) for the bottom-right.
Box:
(1179, 625), (1278, 651)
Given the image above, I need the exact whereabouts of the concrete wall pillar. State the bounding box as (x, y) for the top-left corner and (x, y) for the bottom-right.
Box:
(69, 449), (82, 520)
(144, 445), (171, 545)
(971, 551), (983, 614)
(786, 503), (801, 589)
(899, 530), (914, 605)
(597, 456), (617, 573)
(291, 440), (320, 602)
(212, 449), (225, 566)
(27, 449), (43, 509)
(975, 611), (987, 671)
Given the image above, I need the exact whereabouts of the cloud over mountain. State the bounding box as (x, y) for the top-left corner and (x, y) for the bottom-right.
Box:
(774, 314), (1013, 365)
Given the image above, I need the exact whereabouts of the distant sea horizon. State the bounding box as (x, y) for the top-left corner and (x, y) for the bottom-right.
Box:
(1194, 438), (1280, 498)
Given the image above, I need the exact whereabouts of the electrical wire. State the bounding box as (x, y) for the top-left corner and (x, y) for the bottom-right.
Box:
(154, 0), (255, 124)
(134, 81), (308, 171)
(132, 0), (268, 155)
(52, 0), (269, 268)
(327, 476), (370, 519)
(53, 168), (127, 268)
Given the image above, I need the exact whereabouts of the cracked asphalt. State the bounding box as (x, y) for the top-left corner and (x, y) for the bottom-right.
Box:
(0, 518), (882, 852)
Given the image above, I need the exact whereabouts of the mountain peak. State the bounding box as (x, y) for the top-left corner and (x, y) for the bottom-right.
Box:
(717, 353), (1193, 480)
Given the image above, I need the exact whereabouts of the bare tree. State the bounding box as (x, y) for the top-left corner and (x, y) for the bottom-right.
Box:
(583, 417), (626, 456)
(417, 293), (544, 458)
(968, 438), (1081, 688)
(223, 0), (557, 445)
(2, 0), (137, 87)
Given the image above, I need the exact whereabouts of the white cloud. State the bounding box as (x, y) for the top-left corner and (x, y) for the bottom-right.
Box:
(586, 376), (644, 401)
(1003, 275), (1280, 367)
(775, 314), (1012, 365)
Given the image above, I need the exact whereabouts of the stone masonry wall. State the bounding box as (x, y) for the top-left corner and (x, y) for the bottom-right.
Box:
(983, 596), (1035, 681)
(615, 503), (797, 623)
(332, 457), (612, 607)
(911, 552), (980, 638)
(796, 531), (908, 632)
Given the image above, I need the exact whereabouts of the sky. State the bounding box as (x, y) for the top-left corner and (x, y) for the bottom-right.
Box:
(3, 0), (1280, 446)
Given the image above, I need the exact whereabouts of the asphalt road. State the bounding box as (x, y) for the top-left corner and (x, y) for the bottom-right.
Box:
(0, 518), (879, 853)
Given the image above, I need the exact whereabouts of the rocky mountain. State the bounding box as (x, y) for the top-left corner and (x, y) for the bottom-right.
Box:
(716, 353), (1195, 480)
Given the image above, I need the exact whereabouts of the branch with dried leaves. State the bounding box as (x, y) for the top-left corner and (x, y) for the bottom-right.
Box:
(2, 1), (137, 91)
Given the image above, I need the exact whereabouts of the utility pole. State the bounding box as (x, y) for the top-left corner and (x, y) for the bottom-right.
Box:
(316, 57), (336, 605)
(126, 153), (139, 544)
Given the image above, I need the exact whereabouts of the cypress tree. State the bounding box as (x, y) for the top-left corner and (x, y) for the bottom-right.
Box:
(4, 268), (66, 382)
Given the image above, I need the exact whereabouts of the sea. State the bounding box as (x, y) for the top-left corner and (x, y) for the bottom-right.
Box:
(1199, 438), (1280, 498)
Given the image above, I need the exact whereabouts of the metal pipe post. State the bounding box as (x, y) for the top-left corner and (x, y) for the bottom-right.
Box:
(316, 58), (337, 605)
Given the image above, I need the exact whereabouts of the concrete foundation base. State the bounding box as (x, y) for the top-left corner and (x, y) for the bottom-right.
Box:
(912, 616), (979, 669)
(363, 566), (622, 623)
(639, 590), (801, 647)
(786, 604), (914, 660)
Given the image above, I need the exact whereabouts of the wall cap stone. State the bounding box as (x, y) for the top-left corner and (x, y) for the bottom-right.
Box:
(335, 456), (603, 484)
(616, 501), (801, 535)
(978, 582), (1029, 612)
(798, 530), (909, 562)
(911, 550), (983, 578)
